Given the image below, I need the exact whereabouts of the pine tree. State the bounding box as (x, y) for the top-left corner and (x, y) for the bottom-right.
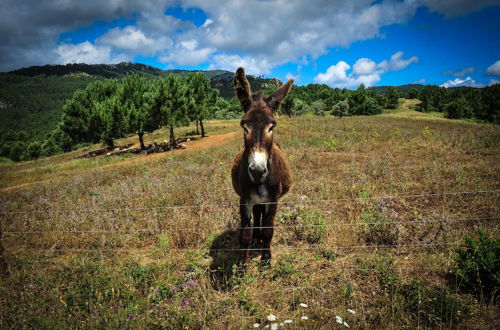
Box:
(119, 75), (157, 149)
(151, 75), (190, 147)
(186, 72), (218, 137)
(385, 86), (400, 109)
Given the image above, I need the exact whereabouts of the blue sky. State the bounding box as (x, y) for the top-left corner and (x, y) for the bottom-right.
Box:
(1, 1), (499, 88)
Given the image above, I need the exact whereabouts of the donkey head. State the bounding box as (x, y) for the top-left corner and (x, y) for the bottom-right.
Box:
(234, 67), (294, 184)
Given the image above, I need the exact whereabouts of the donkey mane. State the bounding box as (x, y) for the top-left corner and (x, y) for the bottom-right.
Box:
(231, 67), (293, 266)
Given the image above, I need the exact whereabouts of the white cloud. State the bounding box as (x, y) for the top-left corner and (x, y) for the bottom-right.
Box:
(207, 54), (273, 75)
(56, 41), (130, 64)
(315, 61), (351, 85)
(97, 26), (170, 55)
(486, 60), (500, 77)
(1, 0), (497, 74)
(440, 76), (484, 88)
(182, 0), (418, 70)
(377, 51), (418, 71)
(413, 78), (427, 84)
(353, 58), (377, 75)
(314, 51), (418, 88)
(160, 40), (214, 66)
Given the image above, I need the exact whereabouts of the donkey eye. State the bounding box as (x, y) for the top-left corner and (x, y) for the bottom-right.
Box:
(269, 126), (274, 133)
(243, 127), (249, 135)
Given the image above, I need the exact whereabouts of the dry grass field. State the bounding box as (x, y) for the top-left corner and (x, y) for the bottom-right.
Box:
(1, 103), (499, 329)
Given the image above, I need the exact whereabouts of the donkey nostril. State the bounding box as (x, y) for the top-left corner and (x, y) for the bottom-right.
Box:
(249, 165), (267, 179)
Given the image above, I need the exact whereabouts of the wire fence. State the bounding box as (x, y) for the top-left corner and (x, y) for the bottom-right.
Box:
(0, 189), (498, 215)
(15, 241), (464, 254)
(3, 216), (499, 234)
(1, 189), (498, 261)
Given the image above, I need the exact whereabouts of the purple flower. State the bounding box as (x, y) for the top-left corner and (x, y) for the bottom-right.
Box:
(183, 280), (198, 289)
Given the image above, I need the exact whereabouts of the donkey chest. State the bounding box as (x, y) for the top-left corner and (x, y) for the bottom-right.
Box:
(247, 184), (270, 204)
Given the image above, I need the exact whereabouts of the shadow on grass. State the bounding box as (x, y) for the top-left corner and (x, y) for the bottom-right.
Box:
(209, 229), (239, 291)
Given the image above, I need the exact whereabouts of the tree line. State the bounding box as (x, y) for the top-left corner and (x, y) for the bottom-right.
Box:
(1, 74), (498, 162)
(409, 84), (499, 122)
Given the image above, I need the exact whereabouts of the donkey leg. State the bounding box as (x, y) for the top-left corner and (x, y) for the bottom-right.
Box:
(261, 203), (278, 264)
(239, 202), (253, 265)
(252, 204), (263, 245)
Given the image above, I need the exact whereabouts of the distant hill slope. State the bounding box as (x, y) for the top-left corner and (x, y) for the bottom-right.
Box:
(0, 62), (281, 140)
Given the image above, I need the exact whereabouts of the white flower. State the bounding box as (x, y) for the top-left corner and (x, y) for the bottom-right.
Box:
(336, 316), (343, 324)
(343, 321), (350, 328)
(284, 320), (293, 324)
(264, 326), (269, 329)
(347, 309), (356, 314)
(301, 316), (309, 320)
(267, 314), (277, 322)
(253, 323), (260, 328)
(271, 323), (278, 330)
(299, 303), (308, 308)
(280, 323), (284, 327)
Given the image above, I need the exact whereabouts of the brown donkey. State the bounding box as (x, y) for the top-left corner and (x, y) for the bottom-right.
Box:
(231, 67), (293, 265)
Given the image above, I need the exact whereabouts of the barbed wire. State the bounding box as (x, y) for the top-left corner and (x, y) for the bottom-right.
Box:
(0, 189), (498, 215)
(3, 216), (498, 234)
(14, 241), (463, 254)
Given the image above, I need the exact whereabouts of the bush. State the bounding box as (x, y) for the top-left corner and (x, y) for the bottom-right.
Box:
(310, 100), (326, 116)
(27, 141), (42, 160)
(445, 97), (472, 119)
(454, 230), (499, 303)
(331, 99), (349, 118)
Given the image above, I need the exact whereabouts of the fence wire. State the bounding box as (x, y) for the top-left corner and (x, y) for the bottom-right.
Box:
(1, 189), (498, 215)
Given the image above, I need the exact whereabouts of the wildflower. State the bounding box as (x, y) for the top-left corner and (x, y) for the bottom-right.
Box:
(343, 321), (350, 328)
(280, 323), (284, 327)
(253, 323), (260, 328)
(347, 309), (356, 314)
(336, 316), (343, 324)
(301, 316), (309, 320)
(271, 323), (278, 330)
(284, 320), (293, 324)
(267, 314), (277, 322)
(299, 303), (308, 308)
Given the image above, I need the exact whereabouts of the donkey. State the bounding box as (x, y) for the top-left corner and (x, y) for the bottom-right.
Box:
(231, 67), (293, 265)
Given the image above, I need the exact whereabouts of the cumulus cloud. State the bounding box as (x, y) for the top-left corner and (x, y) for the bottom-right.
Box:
(56, 41), (130, 64)
(0, 0), (175, 70)
(314, 51), (418, 88)
(443, 67), (475, 77)
(160, 40), (214, 66)
(207, 54), (274, 75)
(97, 26), (170, 54)
(183, 0), (418, 71)
(486, 60), (500, 77)
(0, 0), (498, 73)
(440, 76), (484, 88)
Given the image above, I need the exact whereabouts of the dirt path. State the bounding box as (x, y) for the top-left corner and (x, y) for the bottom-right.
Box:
(1, 131), (239, 192)
(101, 131), (238, 169)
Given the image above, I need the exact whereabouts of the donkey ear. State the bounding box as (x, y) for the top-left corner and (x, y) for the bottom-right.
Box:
(234, 67), (252, 112)
(267, 79), (294, 111)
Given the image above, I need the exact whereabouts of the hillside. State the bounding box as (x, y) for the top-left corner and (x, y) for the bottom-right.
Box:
(0, 110), (499, 328)
(0, 63), (280, 141)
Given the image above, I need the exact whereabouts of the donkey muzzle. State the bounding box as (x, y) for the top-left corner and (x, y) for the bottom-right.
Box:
(248, 151), (268, 183)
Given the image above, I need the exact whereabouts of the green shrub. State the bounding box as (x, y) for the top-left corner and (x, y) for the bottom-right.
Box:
(454, 230), (499, 303)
